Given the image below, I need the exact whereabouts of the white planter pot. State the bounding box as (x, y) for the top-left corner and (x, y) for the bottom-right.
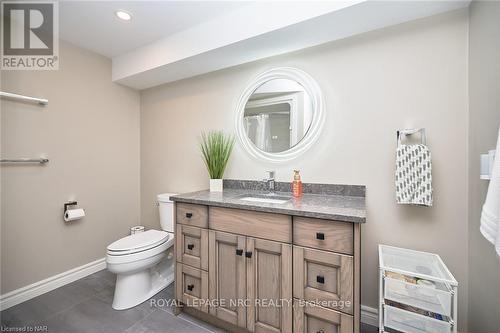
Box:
(210, 179), (223, 192)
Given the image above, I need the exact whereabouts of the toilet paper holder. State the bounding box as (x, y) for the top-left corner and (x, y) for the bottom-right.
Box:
(64, 201), (78, 212)
(63, 201), (85, 222)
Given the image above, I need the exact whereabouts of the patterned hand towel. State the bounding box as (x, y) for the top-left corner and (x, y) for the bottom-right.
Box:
(395, 141), (433, 206)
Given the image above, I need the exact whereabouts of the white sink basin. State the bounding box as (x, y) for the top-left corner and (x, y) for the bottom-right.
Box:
(239, 196), (290, 204)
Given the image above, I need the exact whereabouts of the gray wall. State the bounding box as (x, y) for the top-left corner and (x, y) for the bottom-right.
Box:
(140, 10), (469, 329)
(0, 41), (141, 294)
(468, 2), (500, 332)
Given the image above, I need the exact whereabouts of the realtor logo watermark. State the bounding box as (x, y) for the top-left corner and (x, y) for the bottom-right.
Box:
(1, 1), (59, 70)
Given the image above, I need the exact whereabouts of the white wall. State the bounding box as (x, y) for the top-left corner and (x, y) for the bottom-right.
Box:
(140, 10), (469, 330)
(1, 41), (141, 294)
(468, 2), (500, 332)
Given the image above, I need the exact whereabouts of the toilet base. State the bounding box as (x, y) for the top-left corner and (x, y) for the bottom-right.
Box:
(112, 269), (174, 310)
(111, 248), (175, 311)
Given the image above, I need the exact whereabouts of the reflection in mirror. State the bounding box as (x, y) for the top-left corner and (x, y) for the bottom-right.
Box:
(243, 79), (312, 153)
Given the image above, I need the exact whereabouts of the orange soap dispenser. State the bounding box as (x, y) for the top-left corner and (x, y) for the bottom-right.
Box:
(292, 170), (303, 197)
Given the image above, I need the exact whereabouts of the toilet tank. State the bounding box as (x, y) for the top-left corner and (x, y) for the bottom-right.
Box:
(157, 193), (177, 233)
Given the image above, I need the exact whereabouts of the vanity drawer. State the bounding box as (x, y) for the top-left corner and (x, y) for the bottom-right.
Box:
(384, 304), (451, 333)
(293, 299), (353, 333)
(384, 277), (452, 317)
(176, 203), (208, 228)
(293, 246), (353, 315)
(209, 206), (292, 243)
(293, 217), (353, 255)
(176, 224), (208, 270)
(176, 264), (208, 313)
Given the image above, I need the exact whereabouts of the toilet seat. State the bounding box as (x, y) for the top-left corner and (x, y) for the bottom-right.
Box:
(107, 230), (170, 256)
(106, 237), (173, 266)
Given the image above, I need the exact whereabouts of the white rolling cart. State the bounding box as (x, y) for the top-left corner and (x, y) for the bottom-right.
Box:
(378, 245), (458, 333)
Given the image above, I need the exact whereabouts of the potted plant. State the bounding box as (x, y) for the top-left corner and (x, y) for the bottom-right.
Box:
(199, 131), (235, 192)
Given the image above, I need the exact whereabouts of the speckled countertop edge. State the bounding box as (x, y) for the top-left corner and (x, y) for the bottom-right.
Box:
(170, 182), (366, 223)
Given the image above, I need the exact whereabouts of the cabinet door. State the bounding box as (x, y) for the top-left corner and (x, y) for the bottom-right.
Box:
(293, 299), (353, 333)
(208, 230), (247, 328)
(246, 237), (292, 333)
(293, 246), (353, 315)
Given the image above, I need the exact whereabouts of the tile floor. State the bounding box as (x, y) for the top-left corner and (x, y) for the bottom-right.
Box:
(1, 269), (379, 333)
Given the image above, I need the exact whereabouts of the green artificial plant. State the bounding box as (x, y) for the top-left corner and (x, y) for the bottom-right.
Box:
(199, 131), (235, 179)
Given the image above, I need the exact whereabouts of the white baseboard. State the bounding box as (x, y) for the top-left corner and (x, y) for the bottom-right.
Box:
(0, 257), (106, 311)
(361, 305), (379, 327)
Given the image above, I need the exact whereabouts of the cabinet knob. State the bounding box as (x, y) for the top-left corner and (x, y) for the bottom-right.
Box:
(187, 284), (194, 291)
(316, 232), (325, 240)
(245, 251), (253, 258)
(185, 213), (193, 218)
(316, 275), (325, 284)
(187, 244), (194, 250)
(236, 249), (243, 256)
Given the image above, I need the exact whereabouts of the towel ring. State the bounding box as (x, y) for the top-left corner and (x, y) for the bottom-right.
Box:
(397, 128), (426, 146)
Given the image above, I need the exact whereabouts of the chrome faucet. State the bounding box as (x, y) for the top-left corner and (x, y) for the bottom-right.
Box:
(263, 170), (275, 195)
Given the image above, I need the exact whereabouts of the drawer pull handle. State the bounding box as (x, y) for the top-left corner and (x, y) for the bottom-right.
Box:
(187, 244), (194, 250)
(185, 213), (193, 218)
(317, 330), (324, 333)
(245, 251), (253, 258)
(187, 284), (194, 291)
(316, 275), (325, 284)
(316, 232), (325, 240)
(236, 249), (243, 256)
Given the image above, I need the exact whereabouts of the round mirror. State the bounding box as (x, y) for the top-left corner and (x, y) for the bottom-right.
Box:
(235, 68), (324, 162)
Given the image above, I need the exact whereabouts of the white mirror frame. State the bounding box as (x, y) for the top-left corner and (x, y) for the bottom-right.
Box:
(235, 67), (325, 163)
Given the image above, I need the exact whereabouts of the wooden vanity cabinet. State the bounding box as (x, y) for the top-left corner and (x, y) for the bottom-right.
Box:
(246, 237), (292, 333)
(176, 224), (208, 270)
(174, 203), (361, 333)
(293, 299), (353, 333)
(208, 230), (247, 328)
(293, 246), (353, 314)
(176, 263), (209, 313)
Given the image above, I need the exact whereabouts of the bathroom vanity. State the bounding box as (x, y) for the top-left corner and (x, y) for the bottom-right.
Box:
(171, 180), (365, 333)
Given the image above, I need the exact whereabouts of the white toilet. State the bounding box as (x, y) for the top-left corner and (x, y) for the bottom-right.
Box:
(106, 193), (176, 310)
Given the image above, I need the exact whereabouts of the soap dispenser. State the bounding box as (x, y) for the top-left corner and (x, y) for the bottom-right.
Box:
(292, 170), (303, 197)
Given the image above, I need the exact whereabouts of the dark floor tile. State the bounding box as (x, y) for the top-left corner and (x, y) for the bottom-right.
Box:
(74, 270), (115, 294)
(178, 312), (228, 333)
(91, 269), (117, 304)
(42, 295), (154, 333)
(89, 269), (115, 283)
(361, 323), (379, 333)
(125, 309), (210, 333)
(1, 280), (97, 327)
(94, 285), (115, 304)
(149, 284), (176, 313)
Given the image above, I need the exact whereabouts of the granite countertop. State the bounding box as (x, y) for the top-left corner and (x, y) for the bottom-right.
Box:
(170, 180), (366, 223)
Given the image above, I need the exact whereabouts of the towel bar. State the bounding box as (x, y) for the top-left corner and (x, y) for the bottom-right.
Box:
(397, 128), (426, 145)
(0, 91), (48, 105)
(0, 158), (49, 164)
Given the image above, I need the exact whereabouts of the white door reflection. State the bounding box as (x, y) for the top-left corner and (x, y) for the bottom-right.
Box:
(243, 79), (312, 153)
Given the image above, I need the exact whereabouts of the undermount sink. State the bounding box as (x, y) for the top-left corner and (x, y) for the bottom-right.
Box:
(238, 194), (291, 204)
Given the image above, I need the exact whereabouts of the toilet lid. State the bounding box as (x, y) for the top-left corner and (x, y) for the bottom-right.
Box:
(107, 230), (169, 253)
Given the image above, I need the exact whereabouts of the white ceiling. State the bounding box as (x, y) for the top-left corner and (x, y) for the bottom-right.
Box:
(58, 1), (471, 89)
(59, 1), (249, 58)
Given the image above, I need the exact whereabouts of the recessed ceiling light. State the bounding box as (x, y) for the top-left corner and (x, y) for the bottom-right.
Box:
(115, 10), (132, 21)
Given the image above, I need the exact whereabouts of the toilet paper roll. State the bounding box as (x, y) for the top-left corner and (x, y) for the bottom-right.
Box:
(64, 208), (85, 222)
(130, 226), (145, 235)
